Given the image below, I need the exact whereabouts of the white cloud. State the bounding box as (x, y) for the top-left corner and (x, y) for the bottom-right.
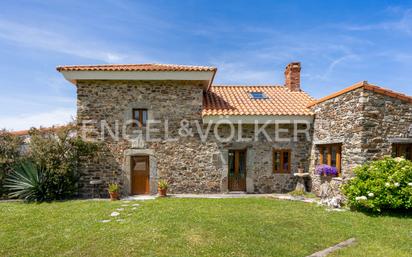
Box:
(0, 108), (75, 131)
(0, 19), (145, 63)
(308, 54), (360, 81)
(340, 9), (412, 35)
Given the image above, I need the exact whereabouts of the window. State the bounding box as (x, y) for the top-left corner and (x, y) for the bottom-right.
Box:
(273, 149), (291, 173)
(132, 109), (148, 127)
(392, 143), (412, 160)
(318, 144), (341, 175)
(250, 91), (267, 100)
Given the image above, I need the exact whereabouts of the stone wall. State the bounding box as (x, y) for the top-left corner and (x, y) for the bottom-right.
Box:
(77, 80), (223, 197)
(309, 87), (412, 197)
(216, 124), (312, 193)
(76, 80), (313, 196)
(361, 90), (412, 159)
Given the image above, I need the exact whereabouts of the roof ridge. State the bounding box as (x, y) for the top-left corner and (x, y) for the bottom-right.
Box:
(56, 63), (217, 72)
(364, 83), (412, 102)
(308, 81), (412, 107)
(153, 63), (217, 68)
(56, 63), (215, 67)
(211, 84), (283, 87)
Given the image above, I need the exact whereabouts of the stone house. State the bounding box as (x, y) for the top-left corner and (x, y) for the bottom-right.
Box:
(56, 63), (412, 197)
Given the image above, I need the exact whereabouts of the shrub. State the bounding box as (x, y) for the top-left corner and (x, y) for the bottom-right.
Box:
(342, 157), (412, 212)
(4, 161), (48, 202)
(4, 125), (100, 201)
(0, 129), (23, 197)
(27, 126), (100, 200)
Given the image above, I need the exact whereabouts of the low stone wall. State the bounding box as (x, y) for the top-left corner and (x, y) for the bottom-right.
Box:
(310, 175), (345, 198)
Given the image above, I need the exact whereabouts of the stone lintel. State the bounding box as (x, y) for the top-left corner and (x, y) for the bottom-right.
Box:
(388, 137), (412, 143)
(313, 140), (344, 145)
(124, 149), (154, 156)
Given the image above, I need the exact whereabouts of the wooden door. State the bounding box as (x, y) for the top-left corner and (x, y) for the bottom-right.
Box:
(131, 156), (150, 195)
(228, 150), (246, 191)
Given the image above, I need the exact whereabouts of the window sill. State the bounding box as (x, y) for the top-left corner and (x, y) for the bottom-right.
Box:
(273, 172), (292, 175)
(315, 174), (341, 179)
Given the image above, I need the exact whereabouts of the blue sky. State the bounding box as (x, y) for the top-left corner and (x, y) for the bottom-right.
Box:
(1, 0), (412, 130)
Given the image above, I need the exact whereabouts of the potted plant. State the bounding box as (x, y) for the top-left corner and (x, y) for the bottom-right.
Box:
(158, 179), (168, 197)
(315, 164), (338, 177)
(108, 183), (119, 201)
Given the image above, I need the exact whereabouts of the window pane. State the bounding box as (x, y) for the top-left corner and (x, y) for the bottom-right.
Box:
(228, 152), (235, 177)
(322, 149), (327, 165)
(238, 151), (246, 177)
(133, 159), (146, 171)
(142, 110), (148, 126)
(133, 110), (140, 125)
(404, 145), (412, 160)
(283, 151), (289, 172)
(250, 92), (267, 99)
(331, 146), (337, 167)
(391, 144), (397, 158)
(274, 152), (280, 172)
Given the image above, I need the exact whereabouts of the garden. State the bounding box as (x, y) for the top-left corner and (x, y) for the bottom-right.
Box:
(0, 198), (411, 257)
(0, 128), (412, 256)
(0, 126), (99, 201)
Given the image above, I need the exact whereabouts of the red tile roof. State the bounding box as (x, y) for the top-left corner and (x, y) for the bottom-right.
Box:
(56, 64), (217, 72)
(203, 85), (314, 116)
(9, 130), (30, 136)
(308, 81), (412, 107)
(10, 126), (68, 136)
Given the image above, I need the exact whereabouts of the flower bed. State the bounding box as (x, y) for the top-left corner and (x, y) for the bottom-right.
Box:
(315, 164), (338, 177)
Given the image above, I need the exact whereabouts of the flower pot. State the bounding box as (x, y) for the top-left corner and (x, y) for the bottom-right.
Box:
(109, 191), (119, 201)
(158, 187), (167, 197)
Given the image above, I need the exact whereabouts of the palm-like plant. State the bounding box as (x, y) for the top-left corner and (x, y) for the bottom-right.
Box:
(4, 161), (47, 202)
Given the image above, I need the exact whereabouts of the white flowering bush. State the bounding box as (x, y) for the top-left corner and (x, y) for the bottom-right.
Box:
(342, 157), (412, 212)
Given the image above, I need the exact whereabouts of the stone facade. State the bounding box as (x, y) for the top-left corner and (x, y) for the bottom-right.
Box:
(309, 87), (412, 197)
(77, 80), (221, 196)
(75, 78), (411, 198)
(76, 80), (312, 197)
(216, 124), (312, 193)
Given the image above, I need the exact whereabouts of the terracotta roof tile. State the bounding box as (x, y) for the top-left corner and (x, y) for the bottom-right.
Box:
(203, 85), (314, 116)
(10, 125), (68, 136)
(308, 81), (412, 107)
(56, 64), (217, 72)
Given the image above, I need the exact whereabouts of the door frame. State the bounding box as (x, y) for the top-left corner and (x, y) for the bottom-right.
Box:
(130, 155), (150, 195)
(228, 149), (247, 192)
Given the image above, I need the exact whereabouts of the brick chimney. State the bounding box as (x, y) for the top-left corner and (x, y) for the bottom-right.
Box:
(284, 62), (301, 91)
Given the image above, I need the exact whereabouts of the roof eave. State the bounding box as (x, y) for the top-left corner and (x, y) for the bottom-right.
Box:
(202, 115), (314, 124)
(308, 80), (412, 107)
(57, 70), (216, 90)
(307, 81), (367, 108)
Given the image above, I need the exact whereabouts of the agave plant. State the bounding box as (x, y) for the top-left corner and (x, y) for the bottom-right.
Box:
(4, 161), (48, 202)
(158, 179), (168, 190)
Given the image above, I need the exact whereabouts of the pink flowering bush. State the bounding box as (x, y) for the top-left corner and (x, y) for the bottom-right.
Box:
(342, 157), (412, 212)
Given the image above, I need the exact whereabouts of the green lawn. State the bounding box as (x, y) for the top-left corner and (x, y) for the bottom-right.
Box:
(0, 198), (411, 257)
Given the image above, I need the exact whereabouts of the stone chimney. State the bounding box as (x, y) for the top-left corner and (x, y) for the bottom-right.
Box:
(284, 62), (301, 91)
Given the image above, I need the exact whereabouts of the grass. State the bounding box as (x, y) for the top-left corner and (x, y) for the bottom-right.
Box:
(288, 189), (317, 198)
(0, 198), (411, 257)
